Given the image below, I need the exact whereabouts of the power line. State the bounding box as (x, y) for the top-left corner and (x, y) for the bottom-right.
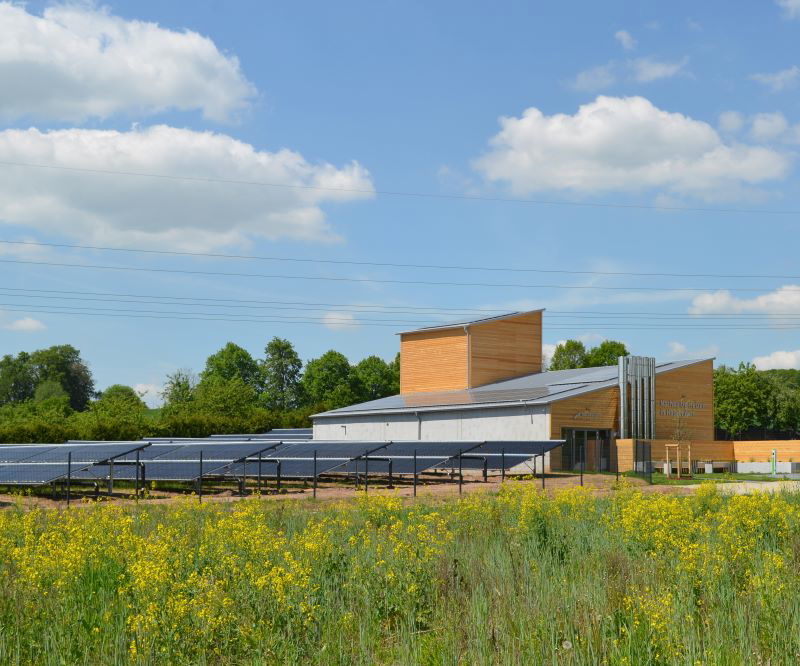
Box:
(4, 304), (800, 330)
(1, 286), (798, 318)
(3, 257), (797, 292)
(1, 159), (799, 215)
(0, 286), (504, 314)
(3, 239), (799, 280)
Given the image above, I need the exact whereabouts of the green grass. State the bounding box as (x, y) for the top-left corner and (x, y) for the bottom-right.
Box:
(1, 483), (800, 664)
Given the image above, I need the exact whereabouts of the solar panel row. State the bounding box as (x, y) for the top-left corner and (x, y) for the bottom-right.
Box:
(0, 439), (562, 485)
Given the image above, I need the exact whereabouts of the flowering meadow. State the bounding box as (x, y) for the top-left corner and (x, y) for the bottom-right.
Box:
(1, 484), (800, 664)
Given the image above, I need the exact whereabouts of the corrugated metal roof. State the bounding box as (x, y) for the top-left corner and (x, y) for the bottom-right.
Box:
(312, 358), (712, 419)
(396, 309), (544, 335)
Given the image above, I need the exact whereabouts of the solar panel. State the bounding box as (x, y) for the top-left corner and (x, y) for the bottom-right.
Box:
(0, 442), (150, 485)
(87, 441), (285, 482)
(451, 441), (564, 470)
(0, 445), (60, 463)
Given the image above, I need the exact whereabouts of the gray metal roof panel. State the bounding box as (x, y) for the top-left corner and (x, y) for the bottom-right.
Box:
(313, 358), (713, 418)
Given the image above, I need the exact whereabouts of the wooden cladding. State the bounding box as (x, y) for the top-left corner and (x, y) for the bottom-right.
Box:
(399, 311), (543, 394)
(549, 359), (714, 441)
(549, 385), (619, 439)
(469, 311), (542, 386)
(400, 329), (468, 394)
(653, 360), (714, 441)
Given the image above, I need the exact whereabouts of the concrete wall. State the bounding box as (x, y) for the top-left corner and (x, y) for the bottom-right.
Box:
(313, 404), (549, 442)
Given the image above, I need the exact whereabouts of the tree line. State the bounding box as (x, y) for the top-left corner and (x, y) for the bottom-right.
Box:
(0, 339), (398, 443)
(2, 338), (800, 443)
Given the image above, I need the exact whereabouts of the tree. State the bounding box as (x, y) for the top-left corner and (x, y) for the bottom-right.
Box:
(33, 379), (69, 403)
(301, 350), (360, 408)
(584, 340), (628, 367)
(714, 363), (775, 437)
(28, 345), (94, 411)
(354, 355), (397, 401)
(95, 384), (147, 411)
(0, 352), (36, 404)
(193, 375), (259, 419)
(261, 337), (303, 410)
(549, 340), (587, 370)
(201, 342), (262, 393)
(161, 369), (197, 412)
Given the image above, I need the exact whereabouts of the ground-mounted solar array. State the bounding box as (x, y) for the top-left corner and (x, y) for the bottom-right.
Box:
(0, 430), (564, 500)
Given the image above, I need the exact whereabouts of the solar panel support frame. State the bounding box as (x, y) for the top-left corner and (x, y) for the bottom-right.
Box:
(135, 449), (140, 501)
(413, 450), (417, 497)
(66, 451), (71, 508)
(501, 449), (505, 482)
(312, 450), (317, 499)
(458, 450), (463, 495)
(197, 451), (203, 503)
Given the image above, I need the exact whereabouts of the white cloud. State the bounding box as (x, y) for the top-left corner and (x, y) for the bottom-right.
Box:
(689, 286), (800, 315)
(750, 112), (789, 141)
(614, 30), (636, 51)
(571, 63), (617, 92)
(0, 125), (373, 251)
(473, 96), (791, 200)
(2, 316), (46, 332)
(776, 0), (800, 19)
(134, 382), (162, 407)
(0, 3), (255, 122)
(718, 111), (744, 133)
(751, 66), (800, 92)
(322, 311), (359, 331)
(630, 57), (688, 83)
(753, 349), (800, 370)
(666, 341), (718, 360)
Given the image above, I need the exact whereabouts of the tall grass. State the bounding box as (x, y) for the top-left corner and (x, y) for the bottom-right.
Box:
(1, 483), (799, 664)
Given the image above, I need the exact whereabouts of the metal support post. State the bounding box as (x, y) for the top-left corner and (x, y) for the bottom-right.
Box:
(276, 461), (281, 493)
(413, 449), (417, 497)
(313, 450), (317, 499)
(258, 453), (262, 496)
(541, 444), (545, 490)
(365, 456), (369, 494)
(388, 460), (393, 489)
(135, 450), (140, 501)
(501, 449), (505, 482)
(66, 451), (71, 507)
(107, 460), (114, 496)
(458, 450), (463, 495)
(242, 458), (247, 496)
(483, 458), (488, 483)
(580, 455), (584, 487)
(198, 451), (203, 502)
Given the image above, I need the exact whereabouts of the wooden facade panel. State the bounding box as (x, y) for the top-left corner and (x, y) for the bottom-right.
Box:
(399, 329), (468, 394)
(648, 439), (732, 462)
(468, 311), (542, 387)
(549, 385), (619, 440)
(734, 440), (800, 462)
(653, 360), (714, 441)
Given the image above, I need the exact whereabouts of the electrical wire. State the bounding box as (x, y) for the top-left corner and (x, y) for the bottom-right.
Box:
(3, 257), (797, 292)
(1, 159), (799, 215)
(2, 239), (798, 280)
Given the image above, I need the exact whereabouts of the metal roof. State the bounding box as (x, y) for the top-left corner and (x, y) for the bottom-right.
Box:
(312, 358), (712, 419)
(396, 309), (544, 335)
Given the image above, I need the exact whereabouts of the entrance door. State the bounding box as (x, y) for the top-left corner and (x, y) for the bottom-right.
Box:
(562, 429), (612, 472)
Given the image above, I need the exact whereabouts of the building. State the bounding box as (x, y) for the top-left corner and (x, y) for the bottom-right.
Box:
(312, 310), (714, 471)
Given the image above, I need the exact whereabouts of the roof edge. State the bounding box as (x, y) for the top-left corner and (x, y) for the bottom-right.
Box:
(396, 309), (545, 335)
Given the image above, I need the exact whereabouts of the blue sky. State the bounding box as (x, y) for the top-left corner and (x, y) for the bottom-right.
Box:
(1, 0), (800, 404)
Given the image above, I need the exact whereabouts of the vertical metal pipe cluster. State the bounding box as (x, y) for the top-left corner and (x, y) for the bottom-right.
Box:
(618, 356), (656, 440)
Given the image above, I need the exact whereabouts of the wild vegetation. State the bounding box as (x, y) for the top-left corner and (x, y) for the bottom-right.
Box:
(0, 339), (399, 443)
(0, 483), (799, 664)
